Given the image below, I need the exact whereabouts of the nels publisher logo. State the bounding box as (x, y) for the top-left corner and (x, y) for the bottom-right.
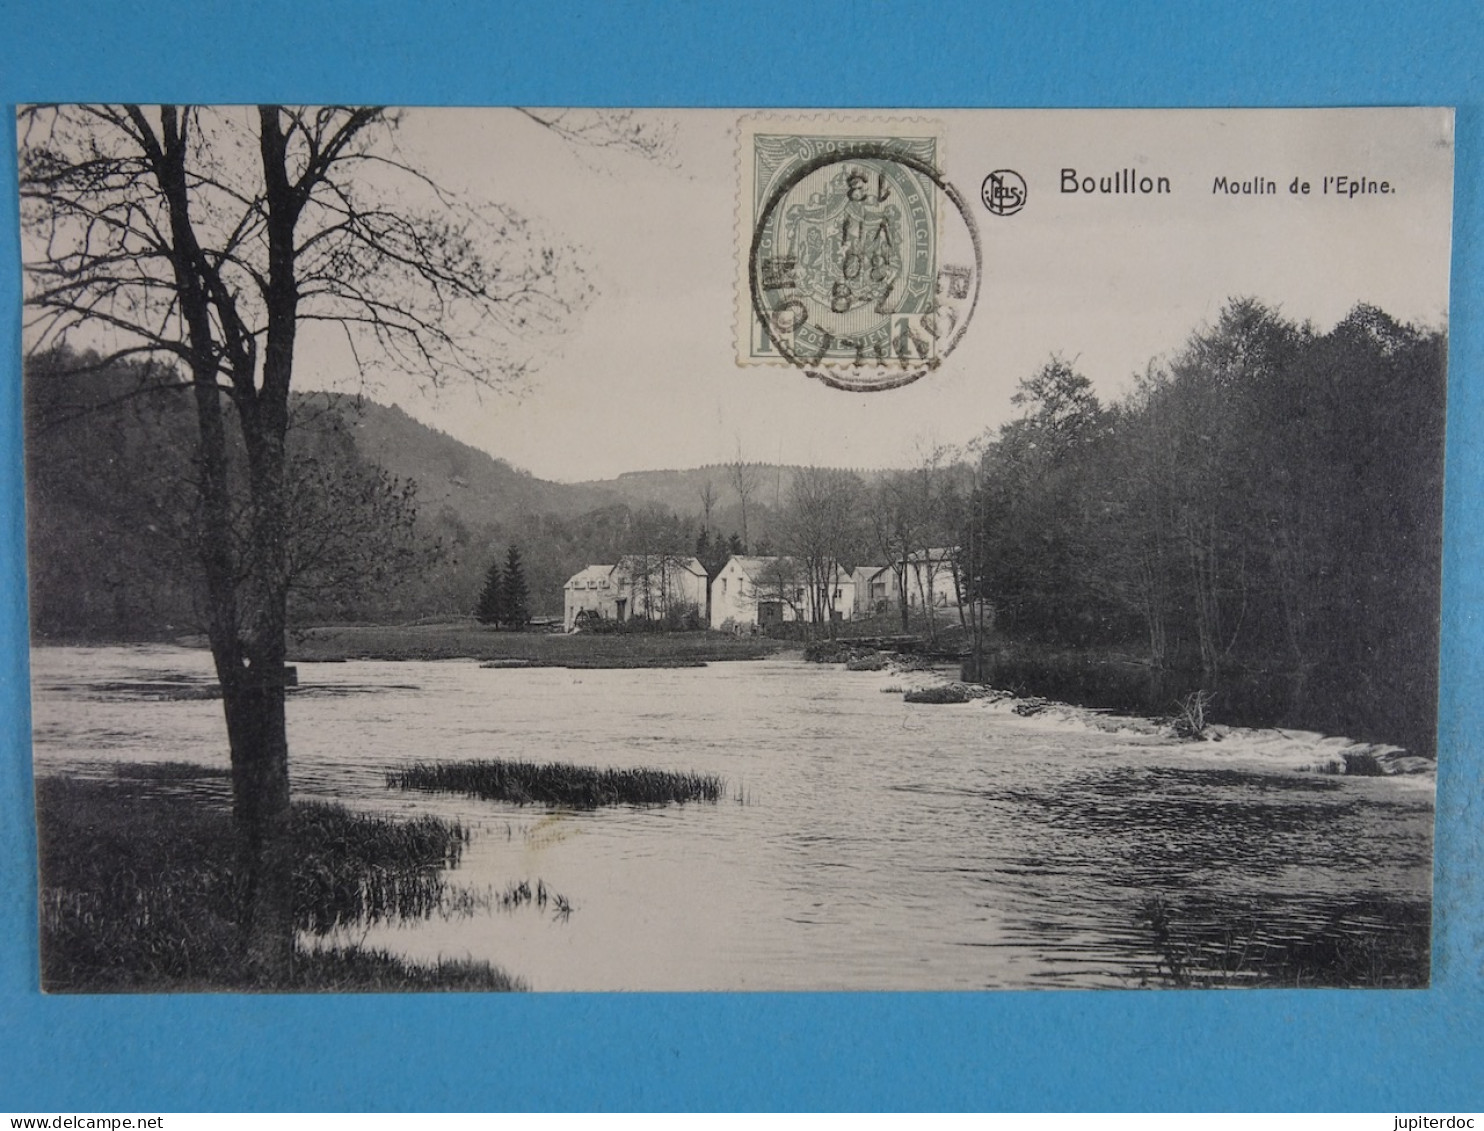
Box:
(981, 169), (1027, 216)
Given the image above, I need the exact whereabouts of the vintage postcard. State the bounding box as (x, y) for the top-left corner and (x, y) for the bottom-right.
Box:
(18, 106), (1451, 991)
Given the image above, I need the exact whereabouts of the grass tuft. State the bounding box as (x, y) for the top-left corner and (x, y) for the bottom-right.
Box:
(388, 759), (724, 808)
(803, 640), (855, 663)
(290, 801), (471, 934)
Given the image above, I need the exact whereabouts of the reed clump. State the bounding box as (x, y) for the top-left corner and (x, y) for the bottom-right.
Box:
(904, 684), (971, 704)
(289, 949), (524, 992)
(1171, 689), (1216, 740)
(36, 771), (521, 992)
(290, 801), (471, 934)
(388, 759), (724, 808)
(1341, 750), (1386, 776)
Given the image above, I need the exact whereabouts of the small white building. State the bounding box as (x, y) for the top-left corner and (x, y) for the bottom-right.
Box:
(566, 555), (710, 630)
(711, 556), (787, 630)
(813, 564), (856, 625)
(611, 554), (709, 623)
(563, 564), (617, 630)
(711, 555), (857, 630)
(851, 564), (898, 619)
(901, 547), (962, 613)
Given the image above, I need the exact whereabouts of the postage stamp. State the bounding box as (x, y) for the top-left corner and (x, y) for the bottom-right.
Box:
(738, 116), (981, 390)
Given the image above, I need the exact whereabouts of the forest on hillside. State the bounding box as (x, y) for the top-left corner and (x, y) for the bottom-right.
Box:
(958, 300), (1446, 755)
(22, 347), (777, 630)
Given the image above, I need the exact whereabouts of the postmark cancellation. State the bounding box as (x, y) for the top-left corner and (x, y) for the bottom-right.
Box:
(736, 115), (981, 392)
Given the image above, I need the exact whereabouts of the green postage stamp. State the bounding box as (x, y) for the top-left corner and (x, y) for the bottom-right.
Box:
(737, 116), (981, 391)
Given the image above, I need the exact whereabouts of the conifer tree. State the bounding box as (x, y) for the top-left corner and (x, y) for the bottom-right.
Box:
(500, 544), (530, 628)
(475, 556), (507, 626)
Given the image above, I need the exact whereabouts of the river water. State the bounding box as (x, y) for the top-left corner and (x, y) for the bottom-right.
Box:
(29, 645), (1435, 990)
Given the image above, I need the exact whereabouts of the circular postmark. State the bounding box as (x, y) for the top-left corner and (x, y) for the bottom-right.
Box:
(981, 169), (1027, 216)
(748, 144), (982, 392)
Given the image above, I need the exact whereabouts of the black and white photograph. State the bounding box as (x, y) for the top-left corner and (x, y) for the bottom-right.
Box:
(18, 106), (1452, 992)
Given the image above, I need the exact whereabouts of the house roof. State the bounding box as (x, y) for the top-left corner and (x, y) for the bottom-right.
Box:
(720, 555), (779, 579)
(564, 564), (614, 588)
(613, 554), (707, 578)
(722, 555), (854, 585)
(851, 564), (894, 585)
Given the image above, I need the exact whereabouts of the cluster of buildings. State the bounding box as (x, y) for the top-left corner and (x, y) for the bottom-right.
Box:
(563, 550), (962, 632)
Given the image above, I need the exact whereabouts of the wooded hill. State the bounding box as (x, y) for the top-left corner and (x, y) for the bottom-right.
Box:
(957, 300), (1446, 755)
(23, 350), (849, 634)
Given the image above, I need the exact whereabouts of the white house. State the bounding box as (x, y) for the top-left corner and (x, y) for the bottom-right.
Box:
(563, 564), (617, 629)
(566, 555), (709, 630)
(901, 547), (962, 613)
(611, 554), (709, 623)
(711, 556), (787, 630)
(814, 564), (856, 625)
(851, 564), (898, 619)
(711, 555), (858, 630)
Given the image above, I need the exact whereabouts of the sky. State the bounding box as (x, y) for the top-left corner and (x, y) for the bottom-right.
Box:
(48, 107), (1459, 483)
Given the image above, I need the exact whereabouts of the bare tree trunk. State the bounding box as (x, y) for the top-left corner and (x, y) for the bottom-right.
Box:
(915, 557), (939, 645)
(699, 479), (715, 531)
(1140, 551), (1168, 669)
(952, 550), (970, 635)
(188, 370), (295, 976)
(897, 562), (910, 633)
(221, 663), (293, 975)
(147, 104), (296, 979)
(184, 388), (295, 980)
(826, 558), (839, 641)
(1186, 512), (1220, 679)
(729, 460), (758, 553)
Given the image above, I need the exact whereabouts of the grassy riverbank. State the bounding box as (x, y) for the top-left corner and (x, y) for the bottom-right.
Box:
(1136, 893), (1430, 989)
(286, 622), (788, 667)
(801, 628), (1435, 758)
(36, 766), (523, 992)
(973, 643), (1436, 757)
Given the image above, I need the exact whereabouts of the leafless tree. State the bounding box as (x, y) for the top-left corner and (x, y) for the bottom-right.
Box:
(698, 478), (716, 532)
(868, 471), (926, 632)
(740, 555), (808, 625)
(18, 104), (601, 977)
(619, 503), (695, 623)
(514, 108), (679, 170)
(728, 453), (761, 552)
(906, 442), (956, 644)
(782, 466), (863, 639)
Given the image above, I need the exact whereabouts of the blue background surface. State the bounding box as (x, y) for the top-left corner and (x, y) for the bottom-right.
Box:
(0, 0), (1479, 1112)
